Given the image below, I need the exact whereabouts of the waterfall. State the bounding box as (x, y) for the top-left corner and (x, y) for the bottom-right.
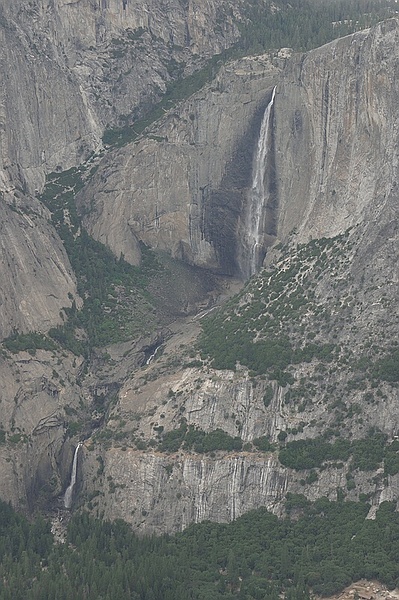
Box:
(247, 86), (276, 277)
(146, 344), (160, 365)
(64, 442), (82, 509)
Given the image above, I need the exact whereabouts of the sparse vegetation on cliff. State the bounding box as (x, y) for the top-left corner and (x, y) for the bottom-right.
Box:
(198, 233), (350, 383)
(3, 331), (56, 355)
(278, 430), (398, 473)
(38, 167), (162, 353)
(198, 230), (397, 414)
(158, 422), (243, 454)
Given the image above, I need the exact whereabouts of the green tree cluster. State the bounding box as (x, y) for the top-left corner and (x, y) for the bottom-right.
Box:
(279, 431), (399, 474)
(3, 331), (56, 355)
(159, 423), (243, 454)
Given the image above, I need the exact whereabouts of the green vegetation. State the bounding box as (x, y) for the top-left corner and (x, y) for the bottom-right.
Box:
(263, 385), (274, 407)
(3, 497), (399, 598)
(184, 427), (243, 454)
(199, 234), (347, 384)
(159, 420), (187, 453)
(3, 331), (56, 354)
(351, 432), (386, 471)
(383, 439), (399, 475)
(253, 436), (273, 452)
(38, 167), (161, 354)
(279, 436), (351, 470)
(238, 0), (396, 54)
(199, 229), (396, 401)
(103, 53), (225, 147)
(159, 422), (243, 454)
(279, 431), (399, 474)
(66, 421), (84, 438)
(32, 2), (398, 356)
(373, 349), (399, 382)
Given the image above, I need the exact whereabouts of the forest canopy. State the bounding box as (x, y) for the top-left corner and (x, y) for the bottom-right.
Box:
(1, 497), (399, 599)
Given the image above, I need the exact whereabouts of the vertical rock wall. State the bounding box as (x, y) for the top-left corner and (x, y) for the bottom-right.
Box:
(78, 56), (280, 272)
(274, 19), (399, 244)
(0, 199), (79, 339)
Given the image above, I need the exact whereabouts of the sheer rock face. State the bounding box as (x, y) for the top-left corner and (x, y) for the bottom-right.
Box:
(1, 10), (399, 531)
(0, 0), (244, 195)
(0, 5), (101, 195)
(0, 348), (84, 511)
(0, 196), (79, 339)
(78, 56), (280, 273)
(83, 446), (398, 535)
(274, 19), (399, 245)
(0, 0), (246, 330)
(83, 449), (290, 535)
(80, 349), (398, 533)
(0, 0), (247, 509)
(78, 19), (399, 277)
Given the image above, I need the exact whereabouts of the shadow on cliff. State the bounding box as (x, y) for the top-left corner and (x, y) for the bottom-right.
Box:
(202, 91), (278, 278)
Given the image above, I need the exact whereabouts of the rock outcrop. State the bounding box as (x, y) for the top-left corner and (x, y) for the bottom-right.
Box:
(83, 449), (290, 535)
(0, 3), (101, 195)
(0, 347), (85, 511)
(0, 0), (247, 195)
(274, 19), (399, 244)
(0, 0), (253, 513)
(78, 20), (399, 279)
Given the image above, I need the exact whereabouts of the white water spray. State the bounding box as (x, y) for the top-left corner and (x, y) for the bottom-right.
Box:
(146, 344), (160, 365)
(247, 86), (276, 277)
(64, 442), (82, 509)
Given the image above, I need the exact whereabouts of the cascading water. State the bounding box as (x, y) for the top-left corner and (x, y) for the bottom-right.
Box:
(246, 86), (276, 277)
(146, 344), (160, 365)
(64, 442), (82, 509)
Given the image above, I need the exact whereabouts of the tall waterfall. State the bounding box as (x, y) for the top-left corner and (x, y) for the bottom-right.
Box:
(247, 86), (276, 277)
(64, 442), (82, 509)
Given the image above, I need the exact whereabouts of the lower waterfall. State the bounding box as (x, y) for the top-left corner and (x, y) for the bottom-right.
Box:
(64, 442), (82, 509)
(246, 86), (276, 277)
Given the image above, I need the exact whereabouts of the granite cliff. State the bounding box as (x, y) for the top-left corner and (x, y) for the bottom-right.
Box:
(0, 3), (398, 533)
(0, 0), (246, 195)
(77, 20), (398, 533)
(0, 0), (252, 508)
(77, 54), (281, 270)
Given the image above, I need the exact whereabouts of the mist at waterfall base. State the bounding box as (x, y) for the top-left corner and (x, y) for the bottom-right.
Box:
(64, 442), (82, 509)
(245, 86), (276, 278)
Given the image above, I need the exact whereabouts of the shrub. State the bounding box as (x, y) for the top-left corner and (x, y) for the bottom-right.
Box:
(159, 421), (187, 453)
(279, 437), (351, 470)
(263, 386), (274, 407)
(373, 350), (399, 382)
(253, 436), (273, 452)
(162, 424), (242, 454)
(4, 331), (56, 354)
